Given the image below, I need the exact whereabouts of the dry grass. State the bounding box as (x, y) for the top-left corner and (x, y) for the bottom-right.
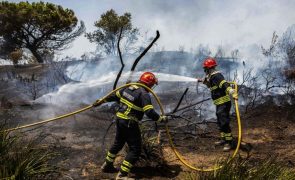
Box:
(182, 156), (295, 180)
(0, 123), (59, 179)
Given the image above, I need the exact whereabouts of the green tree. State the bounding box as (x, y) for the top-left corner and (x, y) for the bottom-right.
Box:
(0, 1), (85, 63)
(86, 9), (139, 56)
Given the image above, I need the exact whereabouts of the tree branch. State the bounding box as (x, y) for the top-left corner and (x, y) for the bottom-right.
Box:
(127, 30), (160, 82)
(172, 88), (189, 113)
(113, 27), (125, 90)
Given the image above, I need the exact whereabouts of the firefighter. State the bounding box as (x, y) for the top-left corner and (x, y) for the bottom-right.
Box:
(93, 72), (167, 180)
(197, 57), (238, 151)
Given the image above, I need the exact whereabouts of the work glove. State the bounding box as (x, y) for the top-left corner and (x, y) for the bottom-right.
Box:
(196, 77), (210, 87)
(232, 92), (238, 100)
(196, 78), (203, 82)
(229, 89), (238, 100)
(157, 115), (168, 123)
(92, 99), (104, 107)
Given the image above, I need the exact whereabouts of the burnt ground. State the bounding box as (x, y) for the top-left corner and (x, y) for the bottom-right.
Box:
(0, 66), (295, 179)
(1, 91), (295, 179)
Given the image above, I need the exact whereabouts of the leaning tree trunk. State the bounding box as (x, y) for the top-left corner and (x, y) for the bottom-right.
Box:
(29, 48), (44, 63)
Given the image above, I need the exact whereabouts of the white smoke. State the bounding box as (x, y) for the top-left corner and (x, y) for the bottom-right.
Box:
(36, 65), (199, 105)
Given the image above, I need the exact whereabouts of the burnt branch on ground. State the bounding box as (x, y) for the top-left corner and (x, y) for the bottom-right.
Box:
(172, 88), (189, 113)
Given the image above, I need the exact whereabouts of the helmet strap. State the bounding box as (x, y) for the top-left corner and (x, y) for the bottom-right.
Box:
(151, 84), (157, 90)
(204, 68), (210, 74)
(204, 67), (216, 75)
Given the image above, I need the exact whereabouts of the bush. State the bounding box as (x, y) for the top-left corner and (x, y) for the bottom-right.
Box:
(182, 156), (295, 180)
(0, 123), (59, 179)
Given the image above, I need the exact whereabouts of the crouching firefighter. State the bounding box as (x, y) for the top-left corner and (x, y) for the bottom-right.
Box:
(197, 57), (238, 152)
(93, 72), (167, 180)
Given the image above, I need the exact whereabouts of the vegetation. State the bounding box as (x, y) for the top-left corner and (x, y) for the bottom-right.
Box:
(86, 9), (139, 56)
(139, 124), (166, 167)
(0, 123), (59, 179)
(0, 1), (85, 63)
(183, 156), (295, 180)
(8, 48), (23, 66)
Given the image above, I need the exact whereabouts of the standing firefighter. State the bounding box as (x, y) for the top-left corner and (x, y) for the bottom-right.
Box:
(198, 57), (238, 151)
(93, 72), (167, 180)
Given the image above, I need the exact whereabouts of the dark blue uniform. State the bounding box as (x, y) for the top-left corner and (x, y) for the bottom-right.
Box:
(204, 71), (233, 141)
(103, 84), (160, 175)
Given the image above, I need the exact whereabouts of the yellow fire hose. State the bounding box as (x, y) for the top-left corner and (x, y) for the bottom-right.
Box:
(3, 82), (242, 172)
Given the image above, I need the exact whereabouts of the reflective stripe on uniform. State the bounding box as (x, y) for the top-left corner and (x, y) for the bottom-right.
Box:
(116, 91), (121, 98)
(122, 160), (133, 168)
(116, 112), (129, 120)
(120, 165), (130, 173)
(213, 95), (231, 105)
(116, 112), (138, 122)
(220, 132), (225, 138)
(106, 156), (114, 162)
(143, 105), (153, 111)
(106, 151), (116, 162)
(120, 98), (143, 112)
(210, 86), (218, 91)
(130, 85), (139, 89)
(224, 133), (233, 141)
(107, 151), (115, 158)
(219, 80), (226, 88)
(124, 106), (132, 116)
(225, 136), (233, 141)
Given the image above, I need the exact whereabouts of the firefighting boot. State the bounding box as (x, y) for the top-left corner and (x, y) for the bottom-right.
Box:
(223, 133), (234, 152)
(214, 139), (226, 146)
(115, 171), (134, 180)
(215, 132), (226, 146)
(101, 161), (117, 173)
(223, 141), (234, 152)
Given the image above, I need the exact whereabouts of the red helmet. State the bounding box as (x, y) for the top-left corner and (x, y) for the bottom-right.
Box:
(203, 57), (217, 68)
(139, 72), (158, 87)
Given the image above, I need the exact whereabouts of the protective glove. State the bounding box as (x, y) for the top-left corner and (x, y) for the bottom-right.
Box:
(229, 89), (238, 100)
(196, 78), (203, 82)
(232, 92), (238, 100)
(157, 115), (168, 123)
(92, 99), (104, 107)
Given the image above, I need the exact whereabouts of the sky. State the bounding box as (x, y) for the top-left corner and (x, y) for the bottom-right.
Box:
(7, 0), (295, 58)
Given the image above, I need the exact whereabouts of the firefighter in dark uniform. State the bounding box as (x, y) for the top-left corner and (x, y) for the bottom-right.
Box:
(198, 57), (238, 151)
(93, 72), (167, 180)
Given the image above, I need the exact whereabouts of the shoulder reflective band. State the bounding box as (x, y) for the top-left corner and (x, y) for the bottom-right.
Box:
(219, 80), (226, 88)
(116, 91), (121, 98)
(210, 86), (218, 91)
(213, 95), (231, 105)
(209, 71), (220, 77)
(131, 85), (139, 89)
(143, 105), (154, 111)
